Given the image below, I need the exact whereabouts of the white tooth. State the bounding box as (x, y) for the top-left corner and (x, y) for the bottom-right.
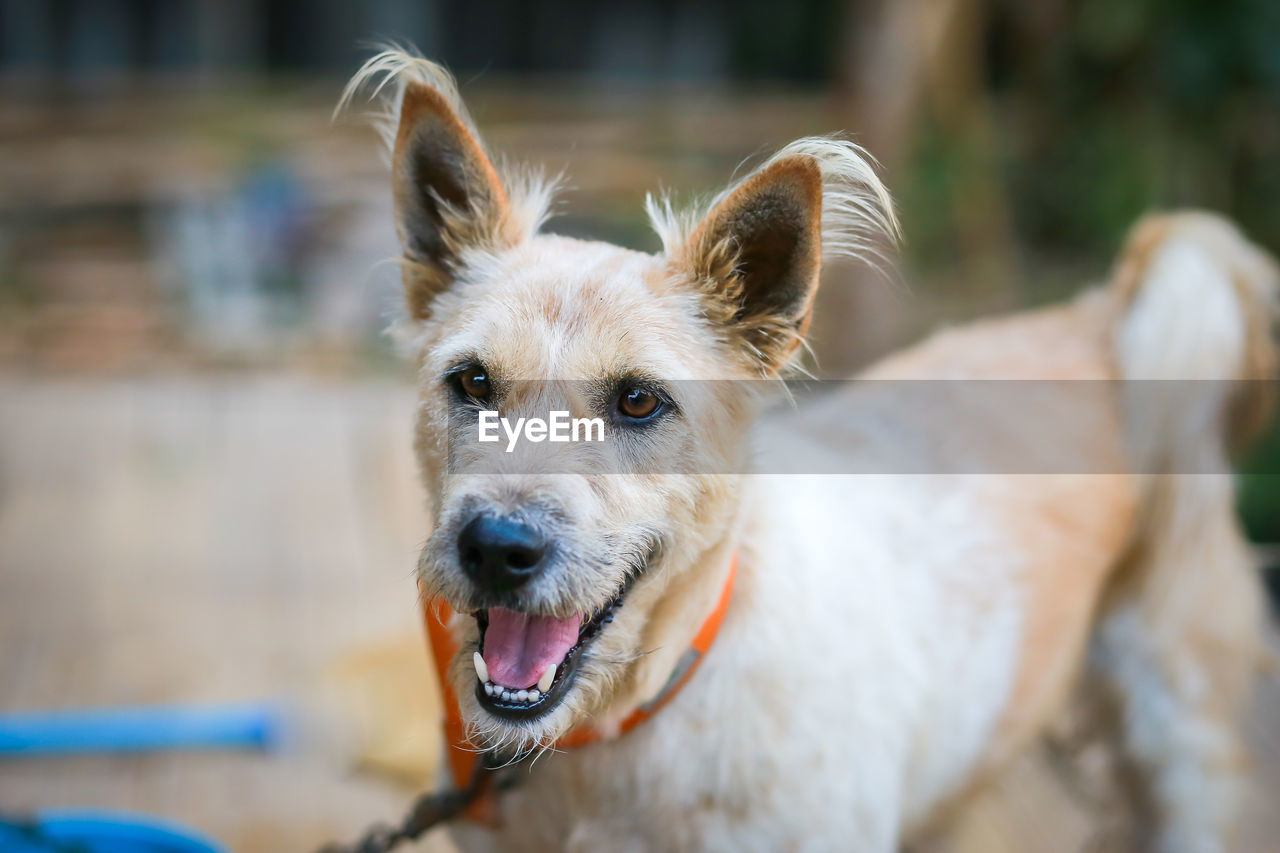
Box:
(484, 683), (495, 696)
(501, 690), (512, 701)
(537, 665), (556, 693)
(528, 689), (540, 701)
(472, 651), (489, 683)
(516, 690), (529, 702)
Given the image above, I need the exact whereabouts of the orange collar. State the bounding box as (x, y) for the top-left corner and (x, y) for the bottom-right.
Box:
(419, 551), (738, 821)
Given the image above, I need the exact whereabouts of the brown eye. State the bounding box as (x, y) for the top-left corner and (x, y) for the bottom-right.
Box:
(457, 365), (491, 400)
(617, 387), (661, 420)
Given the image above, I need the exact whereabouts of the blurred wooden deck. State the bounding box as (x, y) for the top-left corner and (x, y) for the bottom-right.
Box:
(0, 374), (1276, 851)
(0, 374), (450, 851)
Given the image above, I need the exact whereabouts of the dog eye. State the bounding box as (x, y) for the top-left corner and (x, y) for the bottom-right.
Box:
(454, 365), (492, 401)
(617, 387), (662, 420)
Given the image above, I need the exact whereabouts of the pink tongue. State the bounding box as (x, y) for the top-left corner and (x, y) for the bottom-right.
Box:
(483, 608), (582, 689)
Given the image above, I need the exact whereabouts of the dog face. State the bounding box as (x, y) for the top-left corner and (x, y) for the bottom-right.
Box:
(353, 51), (895, 753)
(410, 238), (754, 752)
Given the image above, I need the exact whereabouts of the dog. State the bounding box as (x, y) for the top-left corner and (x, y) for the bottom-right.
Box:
(341, 49), (1278, 852)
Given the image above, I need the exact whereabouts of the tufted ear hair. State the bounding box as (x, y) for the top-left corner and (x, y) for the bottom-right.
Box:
(340, 49), (558, 320)
(651, 137), (898, 374)
(684, 155), (824, 366)
(390, 81), (511, 320)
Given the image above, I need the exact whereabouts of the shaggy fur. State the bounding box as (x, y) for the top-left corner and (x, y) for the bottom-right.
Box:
(344, 49), (1278, 852)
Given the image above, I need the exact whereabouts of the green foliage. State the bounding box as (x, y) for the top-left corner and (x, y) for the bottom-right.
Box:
(905, 0), (1280, 261)
(1240, 420), (1280, 542)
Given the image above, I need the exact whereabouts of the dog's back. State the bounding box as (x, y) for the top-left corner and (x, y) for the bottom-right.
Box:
(832, 211), (1278, 848)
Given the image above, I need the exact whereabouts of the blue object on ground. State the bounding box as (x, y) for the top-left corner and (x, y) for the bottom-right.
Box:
(0, 704), (281, 756)
(0, 809), (226, 852)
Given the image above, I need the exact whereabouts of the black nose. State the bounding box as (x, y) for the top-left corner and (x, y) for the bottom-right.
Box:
(457, 515), (548, 591)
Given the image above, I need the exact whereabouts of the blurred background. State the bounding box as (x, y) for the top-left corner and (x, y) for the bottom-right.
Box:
(0, 1), (1277, 850)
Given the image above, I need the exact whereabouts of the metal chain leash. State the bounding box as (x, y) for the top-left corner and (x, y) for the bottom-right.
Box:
(316, 761), (496, 853)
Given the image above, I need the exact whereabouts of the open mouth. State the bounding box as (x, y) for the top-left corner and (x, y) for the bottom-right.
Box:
(471, 573), (637, 721)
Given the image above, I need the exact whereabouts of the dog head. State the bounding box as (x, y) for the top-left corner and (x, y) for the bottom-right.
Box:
(343, 49), (896, 755)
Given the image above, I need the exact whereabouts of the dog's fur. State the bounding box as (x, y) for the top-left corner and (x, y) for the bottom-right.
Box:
(344, 50), (1279, 852)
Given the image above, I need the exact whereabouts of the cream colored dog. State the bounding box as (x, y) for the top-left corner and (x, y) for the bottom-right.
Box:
(342, 50), (1277, 852)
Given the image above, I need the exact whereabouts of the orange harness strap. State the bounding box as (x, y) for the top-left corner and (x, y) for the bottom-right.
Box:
(420, 553), (738, 821)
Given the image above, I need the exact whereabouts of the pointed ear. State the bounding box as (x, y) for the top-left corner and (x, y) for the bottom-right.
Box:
(392, 81), (511, 319)
(679, 155), (824, 372)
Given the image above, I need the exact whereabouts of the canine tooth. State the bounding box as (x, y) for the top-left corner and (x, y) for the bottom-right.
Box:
(516, 690), (529, 702)
(537, 665), (556, 692)
(501, 690), (512, 701)
(473, 651), (489, 683)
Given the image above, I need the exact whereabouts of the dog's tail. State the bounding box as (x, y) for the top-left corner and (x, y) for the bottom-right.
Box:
(1112, 211), (1278, 460)
(1095, 211), (1277, 847)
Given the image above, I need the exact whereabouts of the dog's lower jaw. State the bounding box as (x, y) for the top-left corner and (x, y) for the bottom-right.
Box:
(457, 628), (629, 757)
(459, 677), (582, 758)
(460, 633), (649, 758)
